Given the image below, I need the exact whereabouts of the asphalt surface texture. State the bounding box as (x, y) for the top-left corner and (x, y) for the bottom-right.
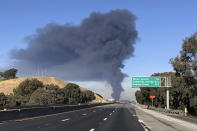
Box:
(0, 103), (144, 131)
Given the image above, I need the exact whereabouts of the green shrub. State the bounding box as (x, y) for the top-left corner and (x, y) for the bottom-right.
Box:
(7, 81), (96, 106)
(6, 95), (28, 106)
(13, 79), (44, 97)
(44, 84), (59, 91)
(29, 88), (58, 105)
(80, 90), (95, 103)
(61, 83), (81, 104)
(0, 93), (7, 107)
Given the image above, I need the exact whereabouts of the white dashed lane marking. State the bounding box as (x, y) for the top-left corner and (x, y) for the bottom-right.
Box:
(89, 128), (95, 131)
(82, 113), (87, 116)
(103, 118), (108, 121)
(61, 118), (70, 122)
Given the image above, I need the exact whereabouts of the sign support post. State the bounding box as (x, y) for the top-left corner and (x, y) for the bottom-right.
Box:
(166, 77), (170, 110)
(166, 88), (169, 109)
(150, 95), (155, 106)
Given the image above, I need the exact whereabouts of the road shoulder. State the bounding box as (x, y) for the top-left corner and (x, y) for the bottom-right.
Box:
(130, 103), (197, 131)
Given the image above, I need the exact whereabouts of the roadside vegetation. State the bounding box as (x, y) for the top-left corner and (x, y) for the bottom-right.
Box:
(0, 78), (95, 108)
(135, 32), (197, 115)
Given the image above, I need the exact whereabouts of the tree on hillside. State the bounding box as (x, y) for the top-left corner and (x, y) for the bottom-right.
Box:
(0, 72), (3, 78)
(5, 79), (96, 106)
(6, 95), (28, 106)
(80, 90), (95, 103)
(44, 84), (59, 91)
(13, 79), (44, 97)
(190, 96), (197, 114)
(0, 93), (7, 107)
(170, 32), (197, 113)
(2, 68), (18, 80)
(61, 83), (81, 104)
(170, 32), (197, 81)
(29, 88), (58, 105)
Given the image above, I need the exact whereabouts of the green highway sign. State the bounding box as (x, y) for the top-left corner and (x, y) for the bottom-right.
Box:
(132, 77), (161, 87)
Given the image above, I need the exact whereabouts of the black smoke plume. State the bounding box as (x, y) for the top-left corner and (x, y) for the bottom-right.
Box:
(11, 9), (138, 100)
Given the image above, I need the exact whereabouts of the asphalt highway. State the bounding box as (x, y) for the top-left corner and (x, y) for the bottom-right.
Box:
(0, 104), (144, 131)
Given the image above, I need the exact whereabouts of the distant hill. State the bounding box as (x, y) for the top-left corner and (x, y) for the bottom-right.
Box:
(0, 77), (107, 103)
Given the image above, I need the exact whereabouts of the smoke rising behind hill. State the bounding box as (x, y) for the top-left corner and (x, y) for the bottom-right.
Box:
(11, 9), (138, 100)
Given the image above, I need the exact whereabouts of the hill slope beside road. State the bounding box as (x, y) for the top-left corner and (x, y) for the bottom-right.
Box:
(0, 77), (107, 103)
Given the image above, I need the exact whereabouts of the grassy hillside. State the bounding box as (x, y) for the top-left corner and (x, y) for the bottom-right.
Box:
(0, 77), (107, 103)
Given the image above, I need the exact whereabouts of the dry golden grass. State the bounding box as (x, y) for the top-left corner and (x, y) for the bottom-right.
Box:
(0, 77), (68, 95)
(0, 77), (107, 103)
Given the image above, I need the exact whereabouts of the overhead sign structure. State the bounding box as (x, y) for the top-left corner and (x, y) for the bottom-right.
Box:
(132, 77), (161, 87)
(132, 76), (171, 110)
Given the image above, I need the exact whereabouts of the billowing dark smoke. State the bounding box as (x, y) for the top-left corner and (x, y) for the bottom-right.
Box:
(11, 9), (138, 100)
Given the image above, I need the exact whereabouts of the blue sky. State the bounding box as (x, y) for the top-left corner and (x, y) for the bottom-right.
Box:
(0, 0), (197, 99)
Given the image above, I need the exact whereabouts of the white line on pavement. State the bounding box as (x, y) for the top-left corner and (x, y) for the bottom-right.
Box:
(138, 120), (144, 123)
(82, 113), (87, 116)
(138, 119), (151, 131)
(104, 118), (108, 121)
(133, 103), (197, 130)
(89, 128), (95, 131)
(61, 118), (70, 122)
(109, 113), (112, 116)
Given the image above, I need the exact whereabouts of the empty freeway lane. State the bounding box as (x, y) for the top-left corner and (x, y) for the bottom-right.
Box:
(0, 104), (144, 131)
